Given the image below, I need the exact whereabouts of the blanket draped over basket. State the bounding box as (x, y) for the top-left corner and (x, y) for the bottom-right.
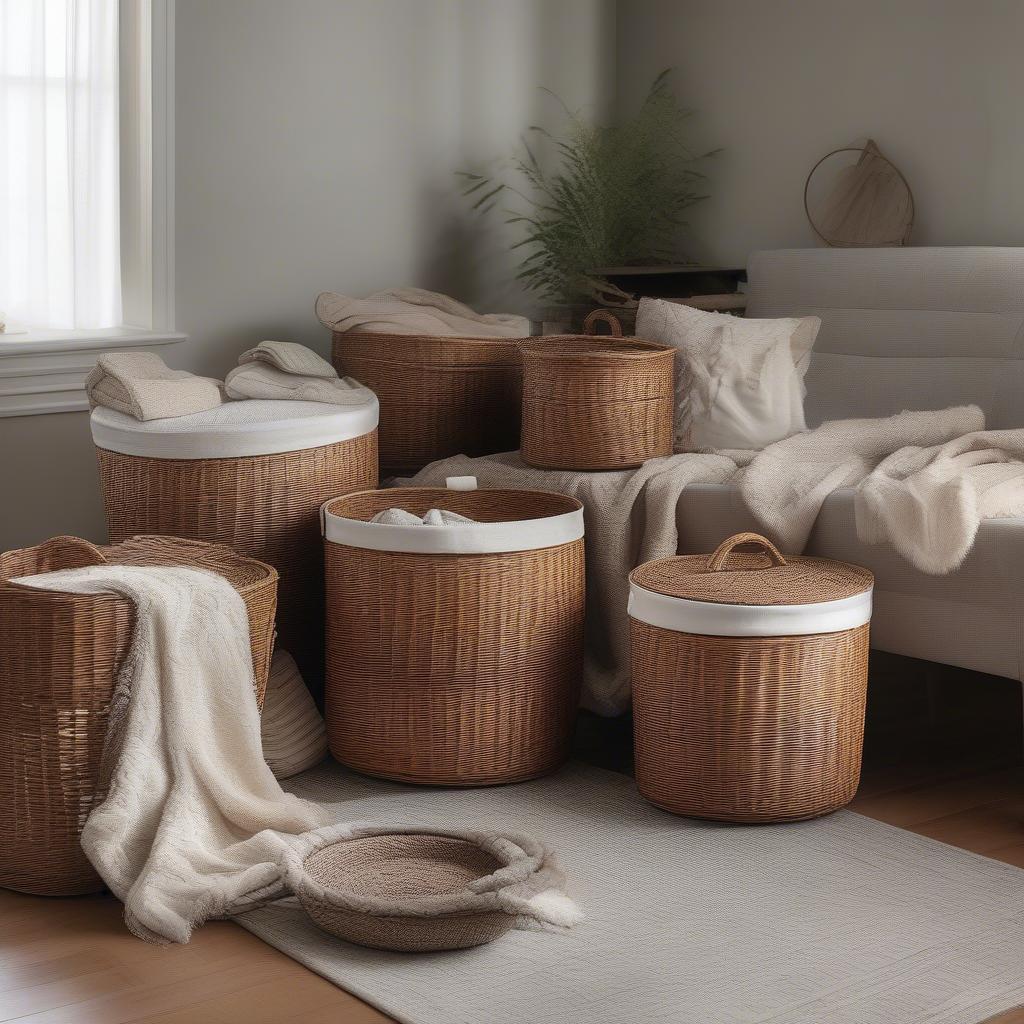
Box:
(407, 404), (1024, 715)
(12, 564), (579, 944)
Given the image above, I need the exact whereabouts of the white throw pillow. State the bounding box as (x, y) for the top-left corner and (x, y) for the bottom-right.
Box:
(635, 298), (820, 451)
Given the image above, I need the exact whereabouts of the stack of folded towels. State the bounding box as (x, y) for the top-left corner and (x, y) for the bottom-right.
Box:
(86, 340), (370, 420)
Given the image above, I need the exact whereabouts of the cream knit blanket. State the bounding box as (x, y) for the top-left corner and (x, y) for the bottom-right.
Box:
(14, 566), (582, 944)
(410, 406), (1024, 714)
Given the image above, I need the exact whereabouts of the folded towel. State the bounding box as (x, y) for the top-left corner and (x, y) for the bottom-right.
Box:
(316, 287), (530, 338)
(371, 508), (476, 526)
(224, 362), (375, 406)
(86, 352), (224, 421)
(239, 340), (336, 379)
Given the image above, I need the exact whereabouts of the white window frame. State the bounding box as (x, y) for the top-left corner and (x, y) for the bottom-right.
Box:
(0, 0), (185, 417)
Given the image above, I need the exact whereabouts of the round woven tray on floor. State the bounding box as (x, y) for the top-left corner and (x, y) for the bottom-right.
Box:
(296, 833), (515, 952)
(96, 431), (377, 696)
(0, 534), (277, 896)
(331, 331), (525, 476)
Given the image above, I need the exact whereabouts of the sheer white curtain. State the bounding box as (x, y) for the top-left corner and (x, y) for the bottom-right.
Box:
(0, 0), (121, 331)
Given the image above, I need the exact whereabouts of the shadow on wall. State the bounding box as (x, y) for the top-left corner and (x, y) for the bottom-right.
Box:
(415, 0), (617, 317)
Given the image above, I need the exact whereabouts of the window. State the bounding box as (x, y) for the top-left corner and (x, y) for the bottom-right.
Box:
(1, 0), (121, 330)
(0, 0), (182, 417)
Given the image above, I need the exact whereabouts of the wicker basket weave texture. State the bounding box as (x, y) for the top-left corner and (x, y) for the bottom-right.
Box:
(630, 532), (872, 823)
(298, 835), (514, 952)
(332, 331), (524, 476)
(95, 430), (377, 694)
(0, 534), (277, 896)
(324, 488), (584, 785)
(520, 310), (675, 471)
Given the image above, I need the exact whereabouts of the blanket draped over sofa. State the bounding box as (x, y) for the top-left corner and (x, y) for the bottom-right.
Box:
(408, 404), (1024, 715)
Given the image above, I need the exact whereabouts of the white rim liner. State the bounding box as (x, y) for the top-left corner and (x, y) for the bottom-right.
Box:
(90, 398), (379, 459)
(628, 583), (872, 637)
(322, 503), (584, 555)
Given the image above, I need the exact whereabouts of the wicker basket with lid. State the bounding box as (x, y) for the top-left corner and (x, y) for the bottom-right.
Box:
(0, 534), (277, 895)
(629, 532), (873, 823)
(520, 310), (675, 471)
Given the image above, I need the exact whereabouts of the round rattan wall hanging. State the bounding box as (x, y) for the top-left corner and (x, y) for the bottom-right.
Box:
(804, 139), (914, 247)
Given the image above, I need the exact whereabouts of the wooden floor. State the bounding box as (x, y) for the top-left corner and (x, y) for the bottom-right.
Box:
(3, 668), (1023, 1024)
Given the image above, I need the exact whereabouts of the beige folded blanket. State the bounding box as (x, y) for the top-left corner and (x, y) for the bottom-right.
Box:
(224, 361), (374, 406)
(316, 287), (530, 338)
(86, 352), (224, 421)
(239, 340), (336, 379)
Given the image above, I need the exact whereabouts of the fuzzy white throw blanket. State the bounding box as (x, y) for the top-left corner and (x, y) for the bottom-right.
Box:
(15, 565), (582, 944)
(316, 287), (530, 338)
(15, 565), (333, 943)
(411, 406), (1024, 713)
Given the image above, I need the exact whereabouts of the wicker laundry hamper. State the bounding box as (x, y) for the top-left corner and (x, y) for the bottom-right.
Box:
(629, 532), (873, 823)
(331, 331), (524, 476)
(322, 482), (585, 784)
(0, 534), (277, 896)
(91, 397), (378, 694)
(280, 825), (562, 952)
(520, 310), (675, 471)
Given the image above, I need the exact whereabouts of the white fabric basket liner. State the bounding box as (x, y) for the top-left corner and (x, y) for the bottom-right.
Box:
(322, 502), (584, 555)
(628, 582), (873, 637)
(91, 397), (379, 459)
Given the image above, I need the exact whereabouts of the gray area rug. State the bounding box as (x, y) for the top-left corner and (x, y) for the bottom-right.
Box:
(238, 761), (1024, 1024)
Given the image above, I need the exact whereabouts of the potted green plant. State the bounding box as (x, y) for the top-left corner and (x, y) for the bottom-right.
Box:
(460, 70), (715, 327)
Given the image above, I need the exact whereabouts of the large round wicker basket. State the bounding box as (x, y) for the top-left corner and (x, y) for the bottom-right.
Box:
(91, 398), (378, 695)
(322, 484), (585, 784)
(629, 532), (873, 823)
(520, 310), (675, 471)
(0, 534), (277, 896)
(331, 332), (524, 476)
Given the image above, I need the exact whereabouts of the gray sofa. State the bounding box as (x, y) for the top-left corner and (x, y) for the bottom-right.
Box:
(676, 247), (1024, 683)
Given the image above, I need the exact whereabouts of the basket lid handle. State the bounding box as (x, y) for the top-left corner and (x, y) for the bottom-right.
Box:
(583, 309), (623, 337)
(707, 532), (788, 572)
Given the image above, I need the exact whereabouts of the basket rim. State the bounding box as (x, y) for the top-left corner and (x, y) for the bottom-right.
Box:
(280, 824), (548, 920)
(521, 335), (674, 360)
(0, 533), (279, 597)
(332, 329), (527, 347)
(324, 486), (583, 521)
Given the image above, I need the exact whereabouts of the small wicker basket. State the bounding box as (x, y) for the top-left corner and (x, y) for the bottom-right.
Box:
(331, 331), (524, 476)
(281, 824), (572, 953)
(92, 398), (378, 693)
(322, 484), (585, 784)
(629, 532), (873, 823)
(520, 310), (675, 471)
(0, 534), (277, 896)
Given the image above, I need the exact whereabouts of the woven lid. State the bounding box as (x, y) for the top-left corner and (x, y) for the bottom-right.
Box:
(628, 533), (873, 638)
(631, 532), (873, 607)
(91, 397), (378, 459)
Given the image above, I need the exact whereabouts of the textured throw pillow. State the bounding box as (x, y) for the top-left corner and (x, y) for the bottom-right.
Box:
(635, 298), (821, 451)
(260, 649), (328, 779)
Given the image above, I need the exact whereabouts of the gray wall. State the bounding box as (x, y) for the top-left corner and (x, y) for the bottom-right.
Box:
(616, 0), (1024, 266)
(0, 0), (614, 549)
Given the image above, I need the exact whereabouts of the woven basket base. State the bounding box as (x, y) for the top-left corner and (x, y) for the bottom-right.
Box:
(297, 834), (515, 952)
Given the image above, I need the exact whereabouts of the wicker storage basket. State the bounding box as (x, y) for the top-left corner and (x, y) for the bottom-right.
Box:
(0, 534), (277, 896)
(281, 825), (558, 952)
(520, 310), (675, 471)
(322, 483), (585, 784)
(331, 331), (524, 476)
(91, 397), (378, 693)
(629, 532), (873, 823)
